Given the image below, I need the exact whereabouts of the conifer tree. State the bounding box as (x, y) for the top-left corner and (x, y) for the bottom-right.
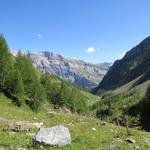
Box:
(40, 73), (53, 101)
(59, 81), (70, 106)
(12, 66), (25, 106)
(0, 34), (14, 92)
(15, 52), (46, 111)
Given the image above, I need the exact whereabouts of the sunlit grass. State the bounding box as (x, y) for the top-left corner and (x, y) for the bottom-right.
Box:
(0, 94), (150, 150)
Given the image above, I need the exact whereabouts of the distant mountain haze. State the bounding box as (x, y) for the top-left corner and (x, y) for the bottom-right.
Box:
(29, 51), (111, 90)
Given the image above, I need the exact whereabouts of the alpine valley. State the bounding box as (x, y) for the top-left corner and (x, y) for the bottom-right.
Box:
(1, 35), (150, 150)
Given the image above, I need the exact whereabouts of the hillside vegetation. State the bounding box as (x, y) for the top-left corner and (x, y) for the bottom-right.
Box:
(91, 36), (150, 132)
(0, 94), (150, 150)
(0, 34), (97, 114)
(91, 89), (142, 126)
(91, 83), (150, 131)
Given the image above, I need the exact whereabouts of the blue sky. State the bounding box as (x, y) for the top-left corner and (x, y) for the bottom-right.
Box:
(0, 0), (150, 63)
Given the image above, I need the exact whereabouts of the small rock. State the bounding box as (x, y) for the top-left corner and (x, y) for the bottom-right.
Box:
(110, 138), (124, 148)
(4, 121), (43, 132)
(9, 131), (15, 135)
(58, 107), (72, 114)
(33, 117), (37, 120)
(92, 128), (96, 131)
(134, 144), (140, 149)
(0, 146), (8, 150)
(112, 138), (123, 146)
(32, 122), (43, 128)
(68, 122), (74, 126)
(126, 137), (136, 144)
(33, 125), (71, 147)
(40, 145), (44, 149)
(47, 110), (56, 116)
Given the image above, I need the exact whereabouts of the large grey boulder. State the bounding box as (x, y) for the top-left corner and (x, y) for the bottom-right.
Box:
(33, 125), (71, 147)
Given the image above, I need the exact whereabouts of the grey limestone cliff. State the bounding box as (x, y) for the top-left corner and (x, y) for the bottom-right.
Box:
(29, 51), (111, 90)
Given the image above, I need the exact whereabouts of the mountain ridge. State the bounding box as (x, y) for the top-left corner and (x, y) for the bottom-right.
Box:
(29, 51), (111, 90)
(93, 36), (150, 94)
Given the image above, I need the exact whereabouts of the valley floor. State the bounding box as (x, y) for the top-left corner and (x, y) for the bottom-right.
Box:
(0, 94), (150, 150)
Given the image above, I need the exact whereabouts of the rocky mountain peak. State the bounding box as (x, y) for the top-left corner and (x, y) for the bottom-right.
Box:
(29, 51), (111, 90)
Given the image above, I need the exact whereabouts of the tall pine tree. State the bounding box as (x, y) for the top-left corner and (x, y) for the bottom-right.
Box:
(11, 66), (25, 106)
(15, 52), (46, 111)
(0, 34), (14, 92)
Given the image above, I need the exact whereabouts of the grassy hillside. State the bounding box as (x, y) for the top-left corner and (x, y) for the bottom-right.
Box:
(110, 74), (150, 96)
(0, 94), (150, 150)
(112, 75), (144, 95)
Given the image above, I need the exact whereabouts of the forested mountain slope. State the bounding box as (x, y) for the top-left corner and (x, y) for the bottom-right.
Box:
(0, 34), (96, 114)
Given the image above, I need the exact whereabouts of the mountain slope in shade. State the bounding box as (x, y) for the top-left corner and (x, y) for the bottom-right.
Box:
(93, 36), (150, 94)
(29, 51), (111, 90)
